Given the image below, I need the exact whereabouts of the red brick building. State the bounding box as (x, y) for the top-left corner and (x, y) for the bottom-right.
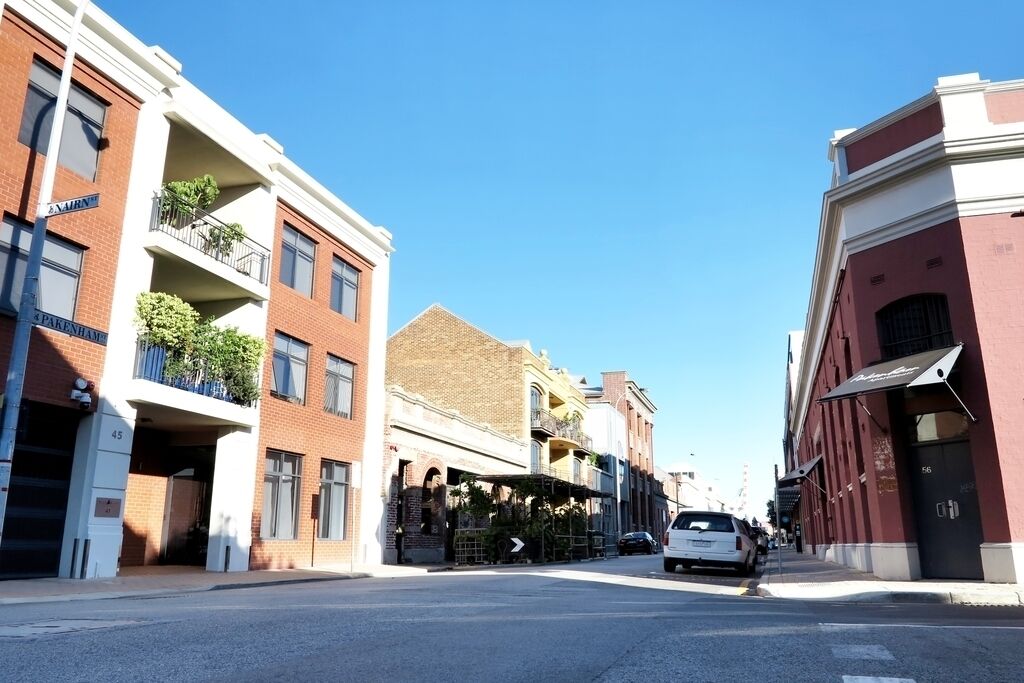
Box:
(784, 73), (1024, 583)
(0, 4), (139, 578)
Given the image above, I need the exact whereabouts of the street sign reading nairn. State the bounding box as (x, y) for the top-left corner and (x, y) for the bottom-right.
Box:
(32, 311), (108, 345)
(46, 193), (99, 217)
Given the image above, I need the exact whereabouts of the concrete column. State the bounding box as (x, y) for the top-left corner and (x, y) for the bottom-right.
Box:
(206, 426), (257, 572)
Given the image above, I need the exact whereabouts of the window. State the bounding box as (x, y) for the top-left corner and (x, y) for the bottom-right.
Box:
(330, 257), (359, 320)
(261, 451), (301, 539)
(671, 513), (735, 533)
(0, 216), (82, 319)
(19, 59), (106, 180)
(318, 460), (350, 540)
(271, 333), (308, 404)
(324, 354), (354, 418)
(876, 294), (954, 360)
(279, 225), (315, 296)
(531, 440), (542, 471)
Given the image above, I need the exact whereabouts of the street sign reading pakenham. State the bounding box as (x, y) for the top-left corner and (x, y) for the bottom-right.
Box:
(32, 311), (108, 345)
(46, 193), (99, 217)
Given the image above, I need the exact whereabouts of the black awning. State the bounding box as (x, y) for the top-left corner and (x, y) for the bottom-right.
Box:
(777, 486), (801, 516)
(777, 454), (823, 488)
(818, 344), (963, 403)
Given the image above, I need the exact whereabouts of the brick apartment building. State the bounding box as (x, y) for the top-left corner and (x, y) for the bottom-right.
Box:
(580, 372), (658, 537)
(385, 305), (612, 562)
(0, 0), (392, 579)
(783, 73), (1024, 583)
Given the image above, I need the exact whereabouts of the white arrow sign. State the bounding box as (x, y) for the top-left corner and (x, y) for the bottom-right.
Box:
(46, 193), (99, 217)
(511, 537), (525, 553)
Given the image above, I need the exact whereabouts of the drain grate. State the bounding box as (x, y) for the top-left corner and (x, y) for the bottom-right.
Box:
(0, 619), (144, 638)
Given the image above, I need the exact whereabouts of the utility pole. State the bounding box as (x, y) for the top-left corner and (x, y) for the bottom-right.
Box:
(0, 0), (90, 551)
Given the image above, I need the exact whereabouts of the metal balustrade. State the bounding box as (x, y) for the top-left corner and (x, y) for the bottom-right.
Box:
(133, 336), (257, 407)
(151, 191), (270, 285)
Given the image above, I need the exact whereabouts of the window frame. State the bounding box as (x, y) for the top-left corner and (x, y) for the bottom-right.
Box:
(318, 460), (350, 540)
(261, 450), (302, 540)
(279, 224), (316, 297)
(329, 256), (360, 321)
(271, 332), (309, 404)
(18, 58), (107, 181)
(324, 354), (355, 419)
(876, 294), (954, 360)
(0, 215), (83, 320)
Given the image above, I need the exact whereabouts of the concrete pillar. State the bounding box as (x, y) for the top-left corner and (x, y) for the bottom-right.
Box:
(206, 426), (257, 572)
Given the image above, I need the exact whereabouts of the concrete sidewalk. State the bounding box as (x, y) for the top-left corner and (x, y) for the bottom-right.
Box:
(756, 547), (1024, 606)
(0, 563), (452, 606)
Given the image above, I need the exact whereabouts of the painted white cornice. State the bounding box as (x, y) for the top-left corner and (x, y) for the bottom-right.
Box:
(11, 0), (181, 100)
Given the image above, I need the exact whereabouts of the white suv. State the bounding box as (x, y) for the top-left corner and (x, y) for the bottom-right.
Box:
(662, 511), (757, 575)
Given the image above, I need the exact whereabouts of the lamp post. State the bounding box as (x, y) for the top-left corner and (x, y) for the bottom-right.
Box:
(0, 0), (90, 553)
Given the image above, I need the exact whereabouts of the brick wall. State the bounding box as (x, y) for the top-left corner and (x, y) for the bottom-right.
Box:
(386, 305), (525, 439)
(985, 90), (1024, 125)
(0, 9), (139, 409)
(844, 102), (943, 174)
(250, 201), (374, 569)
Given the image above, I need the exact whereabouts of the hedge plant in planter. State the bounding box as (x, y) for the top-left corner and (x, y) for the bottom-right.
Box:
(204, 221), (247, 261)
(134, 292), (200, 382)
(200, 321), (265, 405)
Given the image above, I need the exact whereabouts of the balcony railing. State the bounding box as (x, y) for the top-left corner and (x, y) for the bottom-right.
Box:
(531, 409), (557, 435)
(554, 421), (593, 453)
(152, 191), (270, 285)
(530, 462), (588, 487)
(133, 336), (257, 407)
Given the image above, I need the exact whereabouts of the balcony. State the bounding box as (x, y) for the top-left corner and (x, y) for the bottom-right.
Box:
(154, 191), (269, 283)
(550, 420), (593, 453)
(133, 337), (258, 407)
(530, 409), (557, 437)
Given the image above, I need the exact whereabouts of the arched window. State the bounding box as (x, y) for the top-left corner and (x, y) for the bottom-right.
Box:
(530, 386), (542, 411)
(531, 440), (542, 472)
(421, 468), (442, 535)
(876, 294), (953, 360)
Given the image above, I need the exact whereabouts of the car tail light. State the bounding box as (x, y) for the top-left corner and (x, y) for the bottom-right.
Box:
(735, 535), (742, 551)
(662, 532), (668, 546)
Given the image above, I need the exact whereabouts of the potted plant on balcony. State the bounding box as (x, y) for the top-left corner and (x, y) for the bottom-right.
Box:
(202, 221), (247, 262)
(204, 323), (264, 406)
(159, 174), (220, 227)
(134, 292), (199, 382)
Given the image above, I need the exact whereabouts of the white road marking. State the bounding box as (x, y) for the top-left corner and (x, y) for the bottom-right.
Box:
(822, 622), (1024, 631)
(831, 644), (895, 660)
(842, 677), (915, 683)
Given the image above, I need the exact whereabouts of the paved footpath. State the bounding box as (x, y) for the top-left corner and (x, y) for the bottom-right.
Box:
(757, 547), (1024, 606)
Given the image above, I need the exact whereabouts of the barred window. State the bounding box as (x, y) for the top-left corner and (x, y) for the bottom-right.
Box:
(876, 294), (953, 360)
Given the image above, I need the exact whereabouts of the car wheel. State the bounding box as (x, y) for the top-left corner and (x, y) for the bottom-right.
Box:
(744, 553), (755, 576)
(680, 561), (693, 570)
(663, 558), (678, 573)
(646, 545), (654, 555)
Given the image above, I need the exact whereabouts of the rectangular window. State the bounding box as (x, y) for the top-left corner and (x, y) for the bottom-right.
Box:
(318, 460), (350, 540)
(330, 257), (359, 320)
(0, 216), (83, 319)
(324, 354), (354, 419)
(19, 59), (107, 181)
(261, 451), (301, 539)
(271, 332), (309, 404)
(279, 224), (315, 296)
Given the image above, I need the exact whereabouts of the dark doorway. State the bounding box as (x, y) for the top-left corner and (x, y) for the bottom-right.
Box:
(161, 461), (212, 566)
(909, 438), (984, 579)
(0, 402), (81, 579)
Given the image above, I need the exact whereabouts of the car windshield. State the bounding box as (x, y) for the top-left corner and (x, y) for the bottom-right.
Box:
(672, 514), (734, 533)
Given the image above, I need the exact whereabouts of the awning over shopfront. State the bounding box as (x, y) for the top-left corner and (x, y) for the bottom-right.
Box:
(818, 344), (963, 403)
(777, 454), (823, 487)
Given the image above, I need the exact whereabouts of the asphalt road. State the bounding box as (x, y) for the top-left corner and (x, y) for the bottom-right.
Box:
(1, 554), (1021, 682)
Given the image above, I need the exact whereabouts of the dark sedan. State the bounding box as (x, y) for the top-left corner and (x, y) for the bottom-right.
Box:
(617, 532), (658, 555)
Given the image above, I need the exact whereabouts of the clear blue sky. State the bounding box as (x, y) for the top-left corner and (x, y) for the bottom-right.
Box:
(100, 0), (1024, 516)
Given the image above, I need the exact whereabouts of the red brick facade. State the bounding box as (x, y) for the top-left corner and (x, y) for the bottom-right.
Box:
(0, 8), (139, 407)
(249, 201), (374, 569)
(844, 102), (943, 173)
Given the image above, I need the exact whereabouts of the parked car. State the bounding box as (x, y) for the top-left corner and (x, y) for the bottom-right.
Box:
(617, 531), (658, 555)
(662, 511), (757, 575)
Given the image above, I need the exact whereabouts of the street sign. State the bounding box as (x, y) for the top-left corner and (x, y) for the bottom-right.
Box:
(46, 193), (99, 217)
(511, 537), (525, 553)
(32, 311), (108, 345)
